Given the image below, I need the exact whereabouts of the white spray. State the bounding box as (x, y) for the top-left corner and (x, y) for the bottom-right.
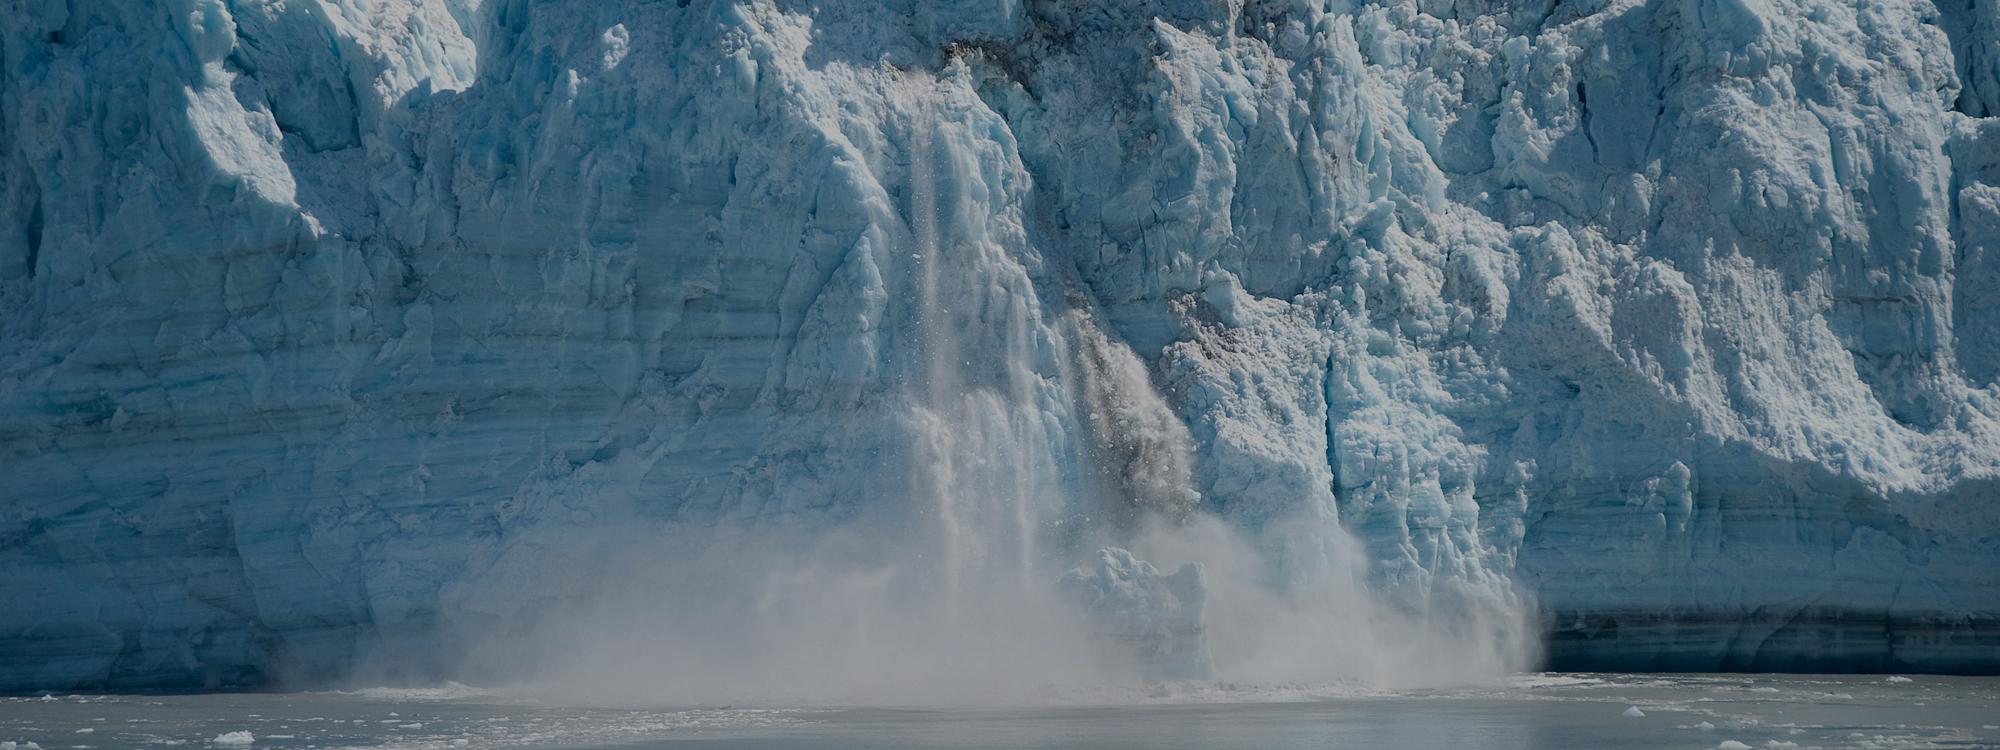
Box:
(451, 76), (1531, 706)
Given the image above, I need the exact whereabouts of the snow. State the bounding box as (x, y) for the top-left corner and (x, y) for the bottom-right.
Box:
(2, 0), (1998, 690)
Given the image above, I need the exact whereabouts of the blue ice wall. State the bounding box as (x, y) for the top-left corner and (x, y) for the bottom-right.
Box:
(3, 0), (1999, 689)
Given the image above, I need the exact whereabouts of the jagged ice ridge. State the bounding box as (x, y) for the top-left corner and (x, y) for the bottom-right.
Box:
(3, 0), (2000, 689)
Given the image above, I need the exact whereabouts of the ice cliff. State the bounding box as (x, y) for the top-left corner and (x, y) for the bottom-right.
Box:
(3, 0), (1999, 691)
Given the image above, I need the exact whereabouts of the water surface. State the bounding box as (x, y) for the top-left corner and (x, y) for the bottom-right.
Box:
(4, 674), (1995, 749)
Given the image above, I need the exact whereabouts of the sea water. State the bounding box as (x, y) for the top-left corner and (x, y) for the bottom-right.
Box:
(3, 674), (1995, 750)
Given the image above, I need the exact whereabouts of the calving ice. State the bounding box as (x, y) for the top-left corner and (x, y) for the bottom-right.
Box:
(2, 0), (1998, 696)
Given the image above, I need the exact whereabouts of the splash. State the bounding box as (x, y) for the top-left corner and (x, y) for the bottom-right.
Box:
(445, 79), (1532, 707)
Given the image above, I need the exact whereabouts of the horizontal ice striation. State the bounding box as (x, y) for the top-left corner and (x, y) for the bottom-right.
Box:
(3, 0), (2000, 689)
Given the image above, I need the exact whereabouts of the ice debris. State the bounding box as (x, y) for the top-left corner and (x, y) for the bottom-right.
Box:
(1060, 548), (1210, 681)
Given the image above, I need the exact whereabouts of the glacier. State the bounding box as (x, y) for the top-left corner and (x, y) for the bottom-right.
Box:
(2, 0), (1999, 692)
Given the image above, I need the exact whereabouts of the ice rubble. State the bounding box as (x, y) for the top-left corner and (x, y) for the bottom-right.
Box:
(1061, 548), (1212, 681)
(2, 0), (1999, 689)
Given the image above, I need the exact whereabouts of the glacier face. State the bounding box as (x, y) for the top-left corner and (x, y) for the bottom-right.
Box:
(3, 0), (2000, 691)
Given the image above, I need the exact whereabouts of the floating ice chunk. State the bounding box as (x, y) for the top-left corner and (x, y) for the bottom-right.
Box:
(1622, 706), (1645, 717)
(1060, 548), (1210, 681)
(348, 683), (489, 701)
(1884, 676), (1913, 683)
(1695, 721), (1717, 730)
(1716, 742), (1752, 750)
(1515, 675), (1602, 688)
(211, 731), (254, 747)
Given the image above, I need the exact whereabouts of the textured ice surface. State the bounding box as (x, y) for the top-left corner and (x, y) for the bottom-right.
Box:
(3, 0), (2000, 689)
